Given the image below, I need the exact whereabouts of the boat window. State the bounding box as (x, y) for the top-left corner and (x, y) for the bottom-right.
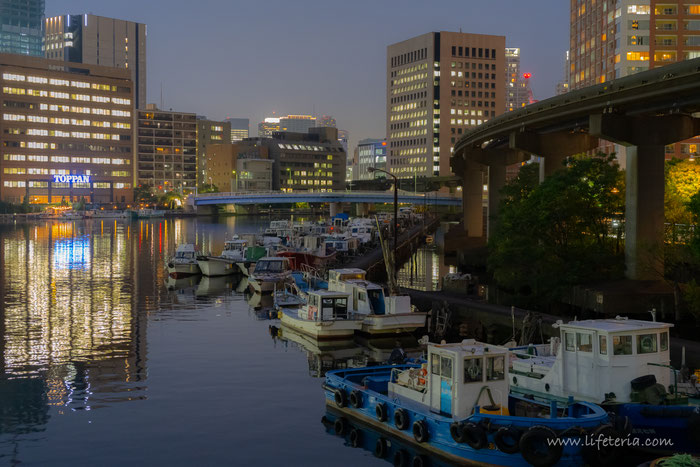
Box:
(441, 356), (453, 379)
(599, 335), (608, 355)
(486, 356), (505, 381)
(334, 298), (347, 318)
(660, 331), (668, 351)
(613, 335), (633, 355)
(431, 354), (440, 375)
(637, 334), (658, 354)
(463, 357), (482, 383)
(309, 295), (318, 307)
(576, 333), (593, 353)
(565, 332), (575, 351)
(358, 292), (367, 302)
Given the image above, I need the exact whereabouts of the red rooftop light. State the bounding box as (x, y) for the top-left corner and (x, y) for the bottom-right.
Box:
(523, 73), (532, 79)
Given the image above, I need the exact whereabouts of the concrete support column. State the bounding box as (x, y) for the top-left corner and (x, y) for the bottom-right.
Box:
(625, 145), (665, 280)
(329, 202), (341, 217)
(487, 163), (507, 238)
(463, 160), (484, 237)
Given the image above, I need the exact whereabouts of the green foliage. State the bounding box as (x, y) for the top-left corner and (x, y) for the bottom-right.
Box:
(488, 154), (625, 307)
(158, 190), (184, 209)
(72, 197), (86, 211)
(665, 159), (700, 226)
(689, 188), (700, 259)
(685, 279), (700, 320)
(134, 185), (156, 203)
(200, 184), (219, 194)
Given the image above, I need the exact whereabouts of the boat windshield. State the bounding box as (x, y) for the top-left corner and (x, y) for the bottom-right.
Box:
(255, 261), (284, 273)
(175, 251), (193, 259)
(367, 289), (385, 315)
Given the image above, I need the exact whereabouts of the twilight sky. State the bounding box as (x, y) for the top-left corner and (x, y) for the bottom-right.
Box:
(48, 0), (570, 148)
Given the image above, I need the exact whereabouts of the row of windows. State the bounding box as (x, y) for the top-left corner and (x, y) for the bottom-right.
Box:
(2, 73), (127, 92)
(3, 180), (131, 189)
(3, 100), (131, 118)
(451, 46), (498, 59)
(390, 48), (428, 69)
(2, 87), (131, 105)
(450, 71), (498, 80)
(3, 154), (129, 164)
(564, 331), (669, 356)
(2, 141), (131, 153)
(4, 129), (127, 140)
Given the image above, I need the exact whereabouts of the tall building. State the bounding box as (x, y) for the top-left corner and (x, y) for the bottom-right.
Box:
(258, 114), (316, 137)
(318, 115), (336, 128)
(386, 31), (505, 177)
(0, 0), (44, 57)
(135, 104), (196, 192)
(224, 117), (249, 142)
(204, 142), (272, 192)
(44, 14), (147, 108)
(556, 51), (571, 95)
(0, 53), (135, 204)
(356, 138), (387, 180)
(505, 47), (533, 112)
(196, 117), (231, 187)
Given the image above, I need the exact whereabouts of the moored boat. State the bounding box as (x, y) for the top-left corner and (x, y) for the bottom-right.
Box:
(197, 238), (247, 277)
(166, 243), (201, 278)
(279, 289), (364, 340)
(248, 256), (293, 293)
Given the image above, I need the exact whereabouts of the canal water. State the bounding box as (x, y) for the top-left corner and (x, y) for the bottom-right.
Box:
(0, 216), (432, 466)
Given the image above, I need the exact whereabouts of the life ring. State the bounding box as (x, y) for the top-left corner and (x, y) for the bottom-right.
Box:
(582, 424), (620, 467)
(411, 455), (429, 467)
(167, 262), (175, 269)
(375, 402), (388, 422)
(350, 390), (363, 408)
(349, 427), (361, 448)
(334, 388), (347, 408)
(450, 422), (465, 443)
(374, 437), (388, 458)
(494, 426), (522, 454)
(519, 425), (562, 467)
(334, 417), (348, 436)
(394, 408), (410, 430)
(413, 420), (429, 443)
(393, 449), (409, 467)
(461, 422), (487, 450)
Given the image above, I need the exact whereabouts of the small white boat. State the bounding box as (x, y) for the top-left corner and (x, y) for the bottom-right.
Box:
(197, 238), (247, 277)
(279, 290), (364, 340)
(248, 257), (293, 293)
(85, 209), (130, 219)
(137, 208), (166, 218)
(167, 243), (201, 278)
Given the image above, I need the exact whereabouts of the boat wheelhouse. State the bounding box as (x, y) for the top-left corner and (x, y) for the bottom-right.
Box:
(197, 238), (248, 277)
(279, 290), (364, 340)
(248, 256), (293, 293)
(167, 243), (200, 278)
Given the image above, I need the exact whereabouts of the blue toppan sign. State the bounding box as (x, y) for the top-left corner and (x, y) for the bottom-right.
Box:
(52, 174), (90, 184)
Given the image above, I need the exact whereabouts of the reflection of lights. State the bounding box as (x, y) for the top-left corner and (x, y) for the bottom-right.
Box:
(53, 236), (90, 270)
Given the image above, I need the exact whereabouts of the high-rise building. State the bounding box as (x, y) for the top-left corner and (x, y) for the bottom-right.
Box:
(44, 14), (147, 108)
(0, 0), (44, 57)
(203, 142), (272, 192)
(386, 31), (505, 178)
(224, 117), (249, 142)
(0, 53), (135, 204)
(196, 117), (231, 187)
(135, 104), (196, 192)
(356, 138), (387, 180)
(505, 48), (533, 112)
(319, 115), (337, 128)
(258, 114), (316, 137)
(556, 51), (571, 95)
(258, 117), (280, 137)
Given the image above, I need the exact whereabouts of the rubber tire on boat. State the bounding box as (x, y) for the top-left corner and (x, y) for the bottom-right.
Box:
(519, 425), (563, 467)
(688, 412), (700, 444)
(376, 402), (388, 422)
(582, 424), (620, 467)
(349, 390), (363, 408)
(167, 262), (174, 269)
(412, 454), (429, 467)
(394, 408), (410, 430)
(630, 374), (657, 391)
(449, 422), (465, 443)
(493, 426), (522, 454)
(349, 427), (361, 448)
(461, 422), (487, 450)
(334, 388), (348, 408)
(334, 417), (348, 436)
(393, 449), (409, 467)
(412, 420), (429, 443)
(374, 437), (389, 458)
(608, 413), (632, 435)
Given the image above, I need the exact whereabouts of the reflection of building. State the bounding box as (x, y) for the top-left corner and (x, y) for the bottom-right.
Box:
(196, 117), (231, 187)
(224, 117), (249, 142)
(135, 104), (197, 191)
(387, 31), (506, 177)
(356, 138), (387, 180)
(0, 53), (135, 204)
(0, 0), (44, 57)
(397, 244), (454, 292)
(44, 14), (147, 109)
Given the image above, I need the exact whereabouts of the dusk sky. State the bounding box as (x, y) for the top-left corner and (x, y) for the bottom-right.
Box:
(48, 0), (570, 148)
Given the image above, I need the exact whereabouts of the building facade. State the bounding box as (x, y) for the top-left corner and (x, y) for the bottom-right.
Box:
(224, 117), (249, 142)
(386, 31), (505, 178)
(0, 0), (44, 57)
(135, 104), (196, 192)
(258, 114), (316, 137)
(505, 47), (533, 112)
(356, 138), (387, 180)
(44, 14), (147, 109)
(0, 53), (134, 204)
(196, 117), (230, 187)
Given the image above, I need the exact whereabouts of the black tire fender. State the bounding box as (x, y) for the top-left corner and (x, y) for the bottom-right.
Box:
(412, 454), (429, 467)
(374, 437), (388, 458)
(333, 417), (348, 436)
(582, 424), (621, 467)
(494, 426), (522, 454)
(375, 402), (388, 422)
(449, 422), (464, 443)
(349, 390), (363, 408)
(519, 425), (562, 467)
(630, 374), (657, 391)
(412, 420), (429, 443)
(394, 408), (410, 430)
(349, 427), (361, 448)
(393, 449), (409, 467)
(334, 388), (347, 408)
(461, 422), (487, 450)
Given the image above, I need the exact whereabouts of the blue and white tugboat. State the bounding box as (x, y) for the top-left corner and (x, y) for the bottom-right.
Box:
(324, 339), (614, 466)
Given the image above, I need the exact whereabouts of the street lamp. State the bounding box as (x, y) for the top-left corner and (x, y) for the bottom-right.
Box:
(232, 170), (238, 192)
(368, 166), (398, 284)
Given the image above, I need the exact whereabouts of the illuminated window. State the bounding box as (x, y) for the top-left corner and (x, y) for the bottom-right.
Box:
(49, 79), (69, 86)
(3, 154), (25, 161)
(626, 51), (649, 61)
(71, 93), (90, 101)
(3, 181), (26, 187)
(27, 155), (48, 162)
(3, 87), (25, 95)
(50, 91), (69, 99)
(3, 113), (25, 121)
(92, 95), (110, 103)
(3, 73), (25, 81)
(51, 156), (70, 163)
(27, 76), (47, 84)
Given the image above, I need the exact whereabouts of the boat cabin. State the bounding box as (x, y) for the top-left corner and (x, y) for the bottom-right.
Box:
(327, 268), (411, 316)
(174, 244), (197, 260)
(224, 239), (247, 251)
(253, 257), (291, 274)
(510, 317), (673, 404)
(301, 290), (352, 321)
(389, 340), (509, 419)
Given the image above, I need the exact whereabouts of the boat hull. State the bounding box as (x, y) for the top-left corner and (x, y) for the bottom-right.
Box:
(360, 313), (428, 335)
(167, 262), (201, 278)
(248, 273), (291, 293)
(280, 310), (363, 340)
(197, 257), (237, 277)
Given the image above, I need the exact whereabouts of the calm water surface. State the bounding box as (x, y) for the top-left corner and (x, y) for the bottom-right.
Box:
(0, 216), (404, 466)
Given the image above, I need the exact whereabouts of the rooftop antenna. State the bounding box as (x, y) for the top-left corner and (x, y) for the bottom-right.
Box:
(160, 82), (163, 109)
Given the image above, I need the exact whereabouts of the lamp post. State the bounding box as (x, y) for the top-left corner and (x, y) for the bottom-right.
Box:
(368, 166), (398, 283)
(232, 170), (238, 192)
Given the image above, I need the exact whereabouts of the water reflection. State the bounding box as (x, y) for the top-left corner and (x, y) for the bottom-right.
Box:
(397, 227), (455, 292)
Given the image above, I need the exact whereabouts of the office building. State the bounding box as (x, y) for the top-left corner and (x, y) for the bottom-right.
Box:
(356, 138), (387, 180)
(0, 53), (134, 204)
(44, 14), (147, 108)
(386, 31), (505, 177)
(0, 0), (44, 57)
(135, 104), (196, 191)
(258, 117), (280, 137)
(196, 117), (230, 187)
(556, 51), (570, 95)
(318, 115), (336, 128)
(505, 47), (533, 112)
(224, 117), (249, 142)
(204, 142), (272, 192)
(258, 114), (316, 137)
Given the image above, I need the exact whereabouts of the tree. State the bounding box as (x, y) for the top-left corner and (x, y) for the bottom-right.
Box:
(665, 159), (700, 243)
(134, 185), (156, 204)
(488, 154), (625, 308)
(200, 183), (219, 194)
